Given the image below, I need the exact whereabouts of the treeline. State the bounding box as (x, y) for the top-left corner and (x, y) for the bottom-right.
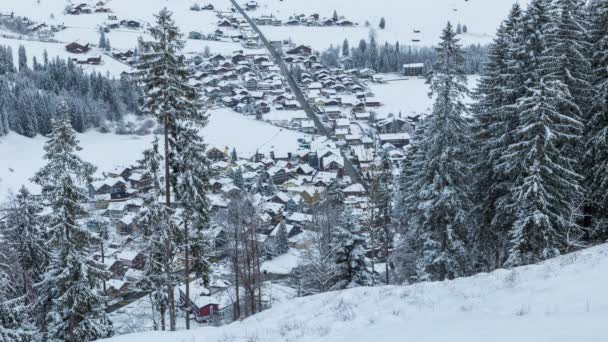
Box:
(0, 44), (140, 137)
(319, 34), (488, 74)
(391, 0), (608, 283)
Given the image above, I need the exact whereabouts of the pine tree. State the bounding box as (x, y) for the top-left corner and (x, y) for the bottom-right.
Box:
(342, 39), (349, 57)
(98, 31), (106, 50)
(332, 208), (371, 289)
(137, 8), (198, 330)
(137, 138), (180, 332)
(31, 109), (112, 341)
(585, 0), (608, 243)
(231, 148), (238, 162)
(379, 17), (386, 29)
(332, 10), (338, 22)
(18, 45), (27, 72)
(5, 186), (48, 295)
(274, 221), (289, 255)
(395, 22), (473, 281)
(499, 0), (584, 267)
(231, 167), (245, 190)
(0, 268), (36, 342)
(471, 4), (525, 270)
(175, 119), (211, 329)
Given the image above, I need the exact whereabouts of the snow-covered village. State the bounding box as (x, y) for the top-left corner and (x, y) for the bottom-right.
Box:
(0, 0), (607, 341)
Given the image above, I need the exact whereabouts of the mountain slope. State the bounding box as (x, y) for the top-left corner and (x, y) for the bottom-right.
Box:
(104, 243), (608, 342)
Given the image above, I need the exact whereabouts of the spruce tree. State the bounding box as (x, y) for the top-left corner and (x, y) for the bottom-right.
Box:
(137, 8), (199, 330)
(332, 208), (371, 289)
(32, 109), (112, 341)
(471, 4), (524, 270)
(137, 138), (180, 331)
(275, 221), (289, 255)
(499, 0), (584, 267)
(5, 186), (48, 295)
(394, 22), (473, 281)
(18, 45), (27, 72)
(584, 0), (608, 243)
(0, 268), (36, 342)
(176, 120), (212, 329)
(342, 39), (349, 57)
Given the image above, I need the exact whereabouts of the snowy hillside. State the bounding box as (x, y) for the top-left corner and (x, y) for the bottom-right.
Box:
(104, 244), (608, 342)
(252, 0), (529, 49)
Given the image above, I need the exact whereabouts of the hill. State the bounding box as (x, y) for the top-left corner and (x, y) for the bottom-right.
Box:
(103, 243), (608, 342)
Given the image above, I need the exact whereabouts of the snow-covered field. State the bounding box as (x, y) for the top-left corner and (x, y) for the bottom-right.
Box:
(253, 0), (528, 50)
(0, 108), (310, 195)
(103, 243), (608, 342)
(366, 74), (480, 117)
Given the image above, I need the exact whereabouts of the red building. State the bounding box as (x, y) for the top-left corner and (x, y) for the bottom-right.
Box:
(179, 285), (221, 323)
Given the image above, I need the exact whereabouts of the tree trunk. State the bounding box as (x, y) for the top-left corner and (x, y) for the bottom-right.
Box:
(160, 303), (166, 331)
(168, 285), (176, 331)
(184, 220), (190, 330)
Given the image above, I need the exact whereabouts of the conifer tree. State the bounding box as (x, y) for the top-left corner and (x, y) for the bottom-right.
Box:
(332, 208), (371, 289)
(137, 8), (199, 330)
(583, 0), (608, 243)
(137, 138), (179, 331)
(342, 39), (349, 57)
(5, 186), (48, 295)
(274, 221), (289, 255)
(499, 0), (584, 267)
(0, 268), (36, 342)
(17, 45), (27, 72)
(176, 120), (211, 329)
(32, 109), (112, 341)
(471, 4), (524, 270)
(394, 22), (473, 281)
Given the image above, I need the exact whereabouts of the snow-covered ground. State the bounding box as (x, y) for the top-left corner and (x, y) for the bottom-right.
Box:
(0, 36), (131, 77)
(104, 243), (608, 342)
(0, 108), (310, 195)
(366, 74), (480, 117)
(253, 0), (529, 50)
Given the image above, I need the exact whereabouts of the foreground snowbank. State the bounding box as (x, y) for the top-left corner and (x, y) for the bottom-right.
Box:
(104, 244), (608, 342)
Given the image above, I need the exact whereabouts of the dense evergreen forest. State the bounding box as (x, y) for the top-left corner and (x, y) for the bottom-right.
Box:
(0, 45), (140, 137)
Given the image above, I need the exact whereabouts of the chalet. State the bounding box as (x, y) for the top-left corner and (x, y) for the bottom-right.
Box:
(365, 98), (382, 107)
(218, 19), (232, 27)
(117, 250), (145, 270)
(336, 19), (354, 26)
(65, 42), (90, 54)
(179, 283), (221, 323)
(270, 221), (301, 240)
(286, 45), (312, 56)
(77, 56), (101, 65)
(207, 146), (228, 161)
(106, 279), (129, 298)
(403, 63), (427, 77)
(379, 133), (410, 148)
(300, 120), (316, 134)
(322, 154), (344, 172)
(246, 1), (259, 10)
(121, 20), (141, 28)
(286, 195), (304, 212)
(285, 212), (312, 228)
(343, 183), (366, 196)
(299, 187), (322, 204)
(124, 268), (144, 284)
(116, 213), (139, 235)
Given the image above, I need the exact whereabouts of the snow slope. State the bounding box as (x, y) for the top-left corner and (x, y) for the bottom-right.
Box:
(253, 0), (530, 49)
(103, 243), (608, 342)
